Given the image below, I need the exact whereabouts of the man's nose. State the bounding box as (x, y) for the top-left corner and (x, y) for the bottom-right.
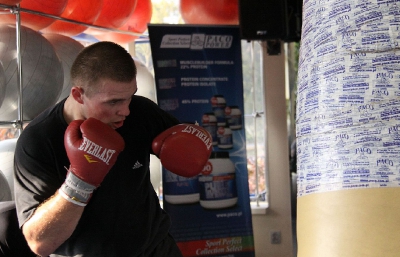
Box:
(117, 103), (130, 116)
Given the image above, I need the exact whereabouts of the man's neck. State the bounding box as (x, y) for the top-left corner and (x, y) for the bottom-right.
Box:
(63, 96), (83, 124)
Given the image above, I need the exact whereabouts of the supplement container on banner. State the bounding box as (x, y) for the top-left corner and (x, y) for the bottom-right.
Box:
(211, 95), (226, 126)
(225, 105), (242, 130)
(163, 168), (200, 204)
(217, 126), (233, 149)
(202, 112), (218, 146)
(199, 151), (237, 209)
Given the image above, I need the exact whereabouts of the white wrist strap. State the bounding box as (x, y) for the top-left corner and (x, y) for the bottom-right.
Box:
(58, 189), (87, 207)
(59, 171), (97, 206)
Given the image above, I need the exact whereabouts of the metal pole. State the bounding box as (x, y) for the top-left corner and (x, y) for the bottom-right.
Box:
(13, 4), (23, 135)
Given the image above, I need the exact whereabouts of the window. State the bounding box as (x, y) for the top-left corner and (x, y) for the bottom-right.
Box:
(241, 41), (267, 203)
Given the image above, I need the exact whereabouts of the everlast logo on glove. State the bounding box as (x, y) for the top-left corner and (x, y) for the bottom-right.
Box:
(181, 125), (213, 150)
(79, 137), (117, 165)
(64, 118), (125, 187)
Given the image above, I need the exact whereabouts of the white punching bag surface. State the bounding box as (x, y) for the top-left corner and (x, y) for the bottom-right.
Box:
(296, 1), (400, 256)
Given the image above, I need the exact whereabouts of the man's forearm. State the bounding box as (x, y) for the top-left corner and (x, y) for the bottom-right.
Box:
(22, 192), (84, 256)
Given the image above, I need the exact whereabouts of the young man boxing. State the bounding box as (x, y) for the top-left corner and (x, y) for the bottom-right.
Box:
(14, 41), (211, 257)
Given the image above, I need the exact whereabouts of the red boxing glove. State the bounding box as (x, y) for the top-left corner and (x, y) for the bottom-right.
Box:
(64, 118), (125, 187)
(152, 124), (213, 177)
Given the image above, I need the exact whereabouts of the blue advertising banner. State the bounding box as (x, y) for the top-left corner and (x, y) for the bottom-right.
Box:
(148, 25), (255, 257)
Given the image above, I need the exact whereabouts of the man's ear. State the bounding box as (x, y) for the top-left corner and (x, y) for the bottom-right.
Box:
(71, 86), (84, 104)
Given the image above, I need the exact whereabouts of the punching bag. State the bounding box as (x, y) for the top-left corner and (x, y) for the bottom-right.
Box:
(296, 1), (400, 256)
